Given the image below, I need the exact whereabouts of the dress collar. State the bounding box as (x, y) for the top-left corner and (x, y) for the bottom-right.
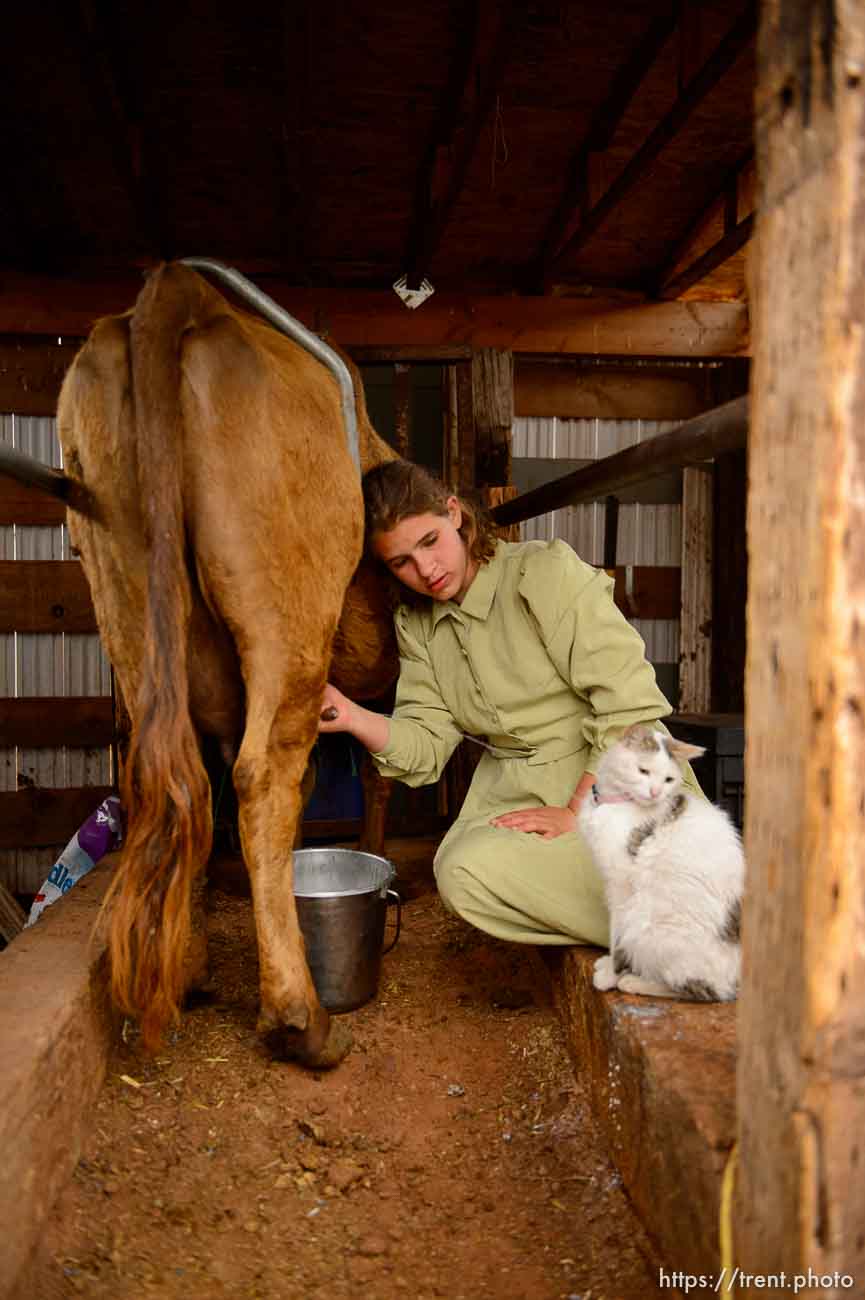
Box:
(431, 539), (505, 625)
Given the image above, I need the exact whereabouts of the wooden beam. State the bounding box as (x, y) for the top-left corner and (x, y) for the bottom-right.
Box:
(0, 337), (80, 416)
(551, 4), (758, 268)
(0, 274), (750, 356)
(350, 344), (472, 363)
(0, 561), (97, 634)
(404, 0), (516, 290)
(491, 395), (748, 526)
(533, 4), (681, 279)
(0, 478), (67, 526)
(678, 467), (713, 711)
(612, 565), (681, 621)
(472, 348), (513, 487)
(736, 0), (865, 1286)
(658, 213), (755, 301)
(0, 786), (114, 850)
(514, 359), (714, 420)
(0, 697), (114, 748)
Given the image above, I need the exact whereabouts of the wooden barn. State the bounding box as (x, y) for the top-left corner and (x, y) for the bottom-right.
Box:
(0, 1), (862, 1296)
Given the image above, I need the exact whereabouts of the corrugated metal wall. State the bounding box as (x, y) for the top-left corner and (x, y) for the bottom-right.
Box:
(0, 413), (112, 891)
(512, 416), (681, 666)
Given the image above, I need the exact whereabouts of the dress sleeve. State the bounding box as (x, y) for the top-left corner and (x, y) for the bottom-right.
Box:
(370, 607), (463, 787)
(520, 541), (672, 773)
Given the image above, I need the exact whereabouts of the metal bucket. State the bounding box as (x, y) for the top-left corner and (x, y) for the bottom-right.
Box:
(293, 848), (401, 1013)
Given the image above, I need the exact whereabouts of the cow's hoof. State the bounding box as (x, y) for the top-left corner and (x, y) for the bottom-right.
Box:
(262, 1015), (354, 1070)
(302, 1017), (354, 1069)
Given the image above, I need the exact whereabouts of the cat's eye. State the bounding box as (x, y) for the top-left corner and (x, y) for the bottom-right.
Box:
(665, 776), (674, 783)
(638, 766), (649, 775)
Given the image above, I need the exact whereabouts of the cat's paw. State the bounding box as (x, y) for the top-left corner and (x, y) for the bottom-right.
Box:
(593, 955), (619, 991)
(617, 972), (676, 998)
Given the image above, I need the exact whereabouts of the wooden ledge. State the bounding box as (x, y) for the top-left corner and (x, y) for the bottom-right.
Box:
(542, 946), (736, 1283)
(0, 862), (116, 1299)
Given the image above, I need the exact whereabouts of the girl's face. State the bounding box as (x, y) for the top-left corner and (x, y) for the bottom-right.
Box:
(372, 497), (477, 603)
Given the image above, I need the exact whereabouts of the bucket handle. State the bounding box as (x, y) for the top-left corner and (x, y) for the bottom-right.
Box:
(383, 888), (402, 954)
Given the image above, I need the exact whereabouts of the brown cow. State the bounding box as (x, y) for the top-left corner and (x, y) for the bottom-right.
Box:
(55, 262), (398, 1067)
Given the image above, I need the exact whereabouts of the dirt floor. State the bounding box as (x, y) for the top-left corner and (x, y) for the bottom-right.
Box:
(22, 848), (674, 1300)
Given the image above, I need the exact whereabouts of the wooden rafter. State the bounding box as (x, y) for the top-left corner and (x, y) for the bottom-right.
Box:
(279, 0), (312, 279)
(532, 4), (681, 284)
(73, 0), (170, 259)
(658, 213), (754, 300)
(549, 3), (758, 271)
(404, 0), (516, 291)
(652, 149), (755, 297)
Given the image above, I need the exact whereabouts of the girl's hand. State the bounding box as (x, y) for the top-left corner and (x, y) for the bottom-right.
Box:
(490, 806), (577, 839)
(319, 683), (354, 732)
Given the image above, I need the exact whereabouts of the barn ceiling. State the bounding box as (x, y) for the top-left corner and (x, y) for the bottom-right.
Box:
(2, 1), (755, 304)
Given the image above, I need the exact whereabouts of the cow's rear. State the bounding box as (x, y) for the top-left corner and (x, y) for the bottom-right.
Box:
(58, 264), (366, 1065)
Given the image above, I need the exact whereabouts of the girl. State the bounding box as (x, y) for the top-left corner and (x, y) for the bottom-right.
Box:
(320, 459), (699, 949)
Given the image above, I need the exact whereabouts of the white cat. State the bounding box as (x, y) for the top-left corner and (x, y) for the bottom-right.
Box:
(578, 724), (744, 1002)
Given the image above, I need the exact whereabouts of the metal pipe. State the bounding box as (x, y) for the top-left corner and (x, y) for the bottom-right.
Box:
(179, 257), (360, 474)
(491, 394), (748, 527)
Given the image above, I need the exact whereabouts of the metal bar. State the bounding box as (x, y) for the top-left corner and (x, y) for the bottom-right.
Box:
(179, 258), (360, 474)
(491, 395), (748, 526)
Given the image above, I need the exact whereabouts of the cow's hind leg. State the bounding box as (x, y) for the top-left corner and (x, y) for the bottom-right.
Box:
(234, 666), (351, 1068)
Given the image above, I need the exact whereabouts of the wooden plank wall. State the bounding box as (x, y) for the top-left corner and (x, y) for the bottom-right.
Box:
(0, 544), (112, 868)
(1, 374), (114, 888)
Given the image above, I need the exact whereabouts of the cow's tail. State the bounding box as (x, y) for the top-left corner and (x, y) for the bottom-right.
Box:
(103, 264), (213, 1049)
(0, 439), (100, 519)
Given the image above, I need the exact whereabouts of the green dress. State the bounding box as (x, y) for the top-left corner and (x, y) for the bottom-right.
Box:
(372, 538), (698, 947)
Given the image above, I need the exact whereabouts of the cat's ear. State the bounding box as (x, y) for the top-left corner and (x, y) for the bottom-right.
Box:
(666, 738), (705, 764)
(622, 723), (652, 746)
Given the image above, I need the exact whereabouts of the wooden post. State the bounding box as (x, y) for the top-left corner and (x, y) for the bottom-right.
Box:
(482, 485), (520, 542)
(737, 1), (865, 1289)
(678, 466), (713, 712)
(712, 448), (747, 712)
(455, 361), (476, 493)
(472, 348), (513, 488)
(393, 362), (412, 457)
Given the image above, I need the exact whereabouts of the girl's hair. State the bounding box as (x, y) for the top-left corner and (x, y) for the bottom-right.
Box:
(362, 460), (498, 602)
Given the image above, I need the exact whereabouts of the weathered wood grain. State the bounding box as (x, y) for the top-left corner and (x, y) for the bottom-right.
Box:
(0, 560), (97, 634)
(737, 0), (865, 1285)
(0, 275), (750, 355)
(0, 697), (114, 748)
(679, 467), (713, 711)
